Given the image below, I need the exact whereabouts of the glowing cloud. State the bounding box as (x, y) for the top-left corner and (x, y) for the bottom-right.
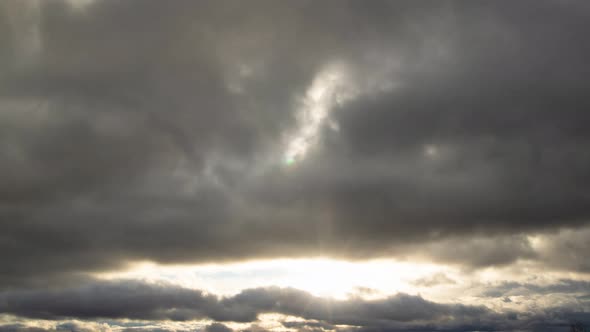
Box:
(283, 63), (355, 166)
(95, 258), (449, 300)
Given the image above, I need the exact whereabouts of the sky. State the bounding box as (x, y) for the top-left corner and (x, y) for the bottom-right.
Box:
(1, 0), (590, 331)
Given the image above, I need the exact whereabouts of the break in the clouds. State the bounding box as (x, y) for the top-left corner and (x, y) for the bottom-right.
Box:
(1, 0), (590, 331)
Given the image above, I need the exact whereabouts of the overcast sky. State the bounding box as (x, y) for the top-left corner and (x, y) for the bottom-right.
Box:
(1, 1), (590, 331)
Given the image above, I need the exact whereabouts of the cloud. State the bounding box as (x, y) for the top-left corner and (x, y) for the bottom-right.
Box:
(411, 273), (456, 288)
(0, 325), (48, 332)
(0, 280), (492, 324)
(204, 323), (234, 332)
(0, 0), (590, 289)
(531, 227), (590, 273)
(281, 320), (336, 331)
(0, 321), (112, 332)
(1, 280), (589, 332)
(480, 279), (590, 298)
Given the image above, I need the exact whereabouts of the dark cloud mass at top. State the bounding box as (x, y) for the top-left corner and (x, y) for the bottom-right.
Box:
(1, 1), (590, 330)
(1, 0), (590, 283)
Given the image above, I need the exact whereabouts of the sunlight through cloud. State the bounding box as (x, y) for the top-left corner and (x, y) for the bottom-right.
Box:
(283, 63), (355, 166)
(95, 258), (449, 299)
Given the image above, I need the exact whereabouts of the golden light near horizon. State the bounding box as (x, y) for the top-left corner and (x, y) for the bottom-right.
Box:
(95, 258), (450, 300)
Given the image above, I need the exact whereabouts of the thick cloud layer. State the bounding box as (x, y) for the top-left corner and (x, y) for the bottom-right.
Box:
(0, 280), (488, 323)
(0, 280), (588, 332)
(1, 0), (590, 292)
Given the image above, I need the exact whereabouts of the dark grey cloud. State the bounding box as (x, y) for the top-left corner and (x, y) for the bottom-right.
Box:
(397, 233), (539, 268)
(480, 279), (590, 298)
(0, 325), (48, 332)
(0, 280), (589, 332)
(532, 227), (590, 273)
(204, 323), (234, 332)
(1, 0), (590, 288)
(411, 273), (456, 288)
(0, 321), (101, 332)
(0, 280), (492, 324)
(281, 320), (336, 331)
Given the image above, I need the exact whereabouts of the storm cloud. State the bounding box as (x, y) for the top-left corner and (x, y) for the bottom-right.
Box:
(1, 0), (590, 288)
(0, 280), (488, 323)
(0, 280), (554, 329)
(0, 280), (588, 332)
(1, 1), (590, 330)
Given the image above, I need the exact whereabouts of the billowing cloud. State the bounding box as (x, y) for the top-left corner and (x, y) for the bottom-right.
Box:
(1, 1), (590, 330)
(0, 280), (589, 332)
(0, 280), (488, 323)
(1, 0), (589, 288)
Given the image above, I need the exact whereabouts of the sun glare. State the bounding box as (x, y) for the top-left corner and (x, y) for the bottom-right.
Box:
(95, 258), (448, 299)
